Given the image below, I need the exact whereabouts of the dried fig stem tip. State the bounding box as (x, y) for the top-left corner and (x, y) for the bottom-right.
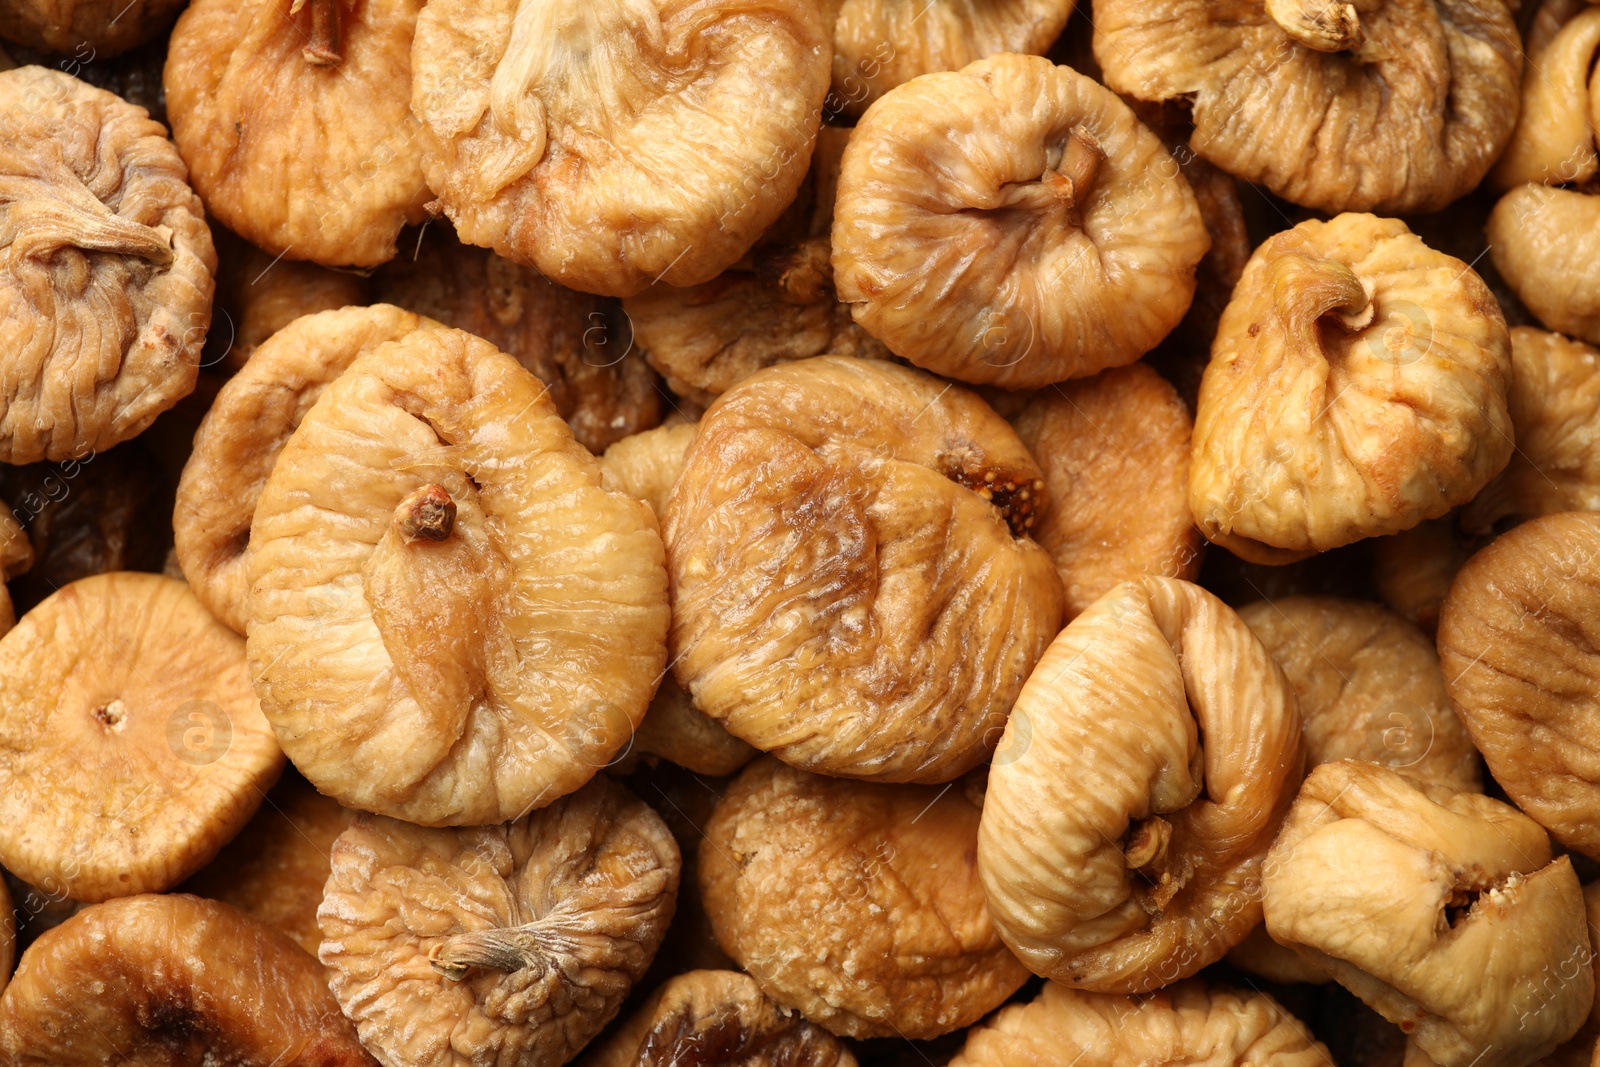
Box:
(393, 484), (456, 542)
(1268, 253), (1374, 331)
(428, 927), (548, 981)
(9, 199), (175, 267)
(1122, 815), (1172, 871)
(1044, 128), (1106, 216)
(289, 0), (343, 65)
(1266, 0), (1362, 52)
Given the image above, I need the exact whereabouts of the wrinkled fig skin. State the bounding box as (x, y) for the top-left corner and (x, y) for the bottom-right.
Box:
(1491, 4), (1600, 191)
(833, 54), (1210, 389)
(578, 970), (858, 1067)
(181, 770), (356, 956)
(947, 981), (1332, 1067)
(1011, 363), (1202, 618)
(247, 325), (670, 826)
(700, 758), (1030, 1039)
(600, 422), (699, 521)
(0, 573), (283, 902)
(1370, 518), (1477, 634)
(164, 0), (430, 268)
(1189, 214), (1513, 563)
(1262, 761), (1592, 1067)
(0, 894), (377, 1067)
(318, 777), (680, 1067)
(664, 356), (1064, 783)
(1094, 0), (1522, 214)
(1238, 597), (1481, 792)
(177, 305), (436, 635)
(1437, 512), (1600, 858)
(1490, 187), (1600, 345)
(374, 224), (662, 453)
(1463, 327), (1600, 530)
(0, 0), (183, 56)
(410, 0), (830, 297)
(978, 576), (1303, 992)
(0, 66), (215, 465)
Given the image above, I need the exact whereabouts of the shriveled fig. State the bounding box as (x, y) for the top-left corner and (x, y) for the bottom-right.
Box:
(0, 573), (283, 901)
(318, 776), (679, 1067)
(700, 758), (1029, 1038)
(0, 893), (376, 1065)
(600, 422), (698, 520)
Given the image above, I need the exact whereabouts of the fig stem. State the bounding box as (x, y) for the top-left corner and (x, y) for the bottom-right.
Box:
(394, 484), (456, 543)
(1124, 815), (1173, 871)
(294, 0), (343, 66)
(1266, 0), (1362, 52)
(1267, 253), (1373, 332)
(428, 928), (550, 981)
(1045, 128), (1106, 215)
(4, 198), (173, 267)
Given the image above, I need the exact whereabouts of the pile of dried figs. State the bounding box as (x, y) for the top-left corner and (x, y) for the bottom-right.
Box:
(1, 0), (1599, 1064)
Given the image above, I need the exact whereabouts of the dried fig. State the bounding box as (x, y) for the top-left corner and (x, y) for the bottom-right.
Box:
(373, 222), (662, 453)
(600, 422), (698, 520)
(318, 776), (680, 1067)
(1437, 511), (1600, 858)
(0, 0), (181, 57)
(409, 0), (830, 296)
(1371, 519), (1477, 634)
(1189, 214), (1513, 563)
(1093, 0), (1522, 213)
(579, 970), (857, 1067)
(1010, 363), (1202, 618)
(175, 304), (438, 635)
(0, 893), (375, 1065)
(1262, 760), (1591, 1067)
(1462, 327), (1600, 531)
(182, 770), (355, 956)
(0, 503), (31, 636)
(0, 65), (215, 464)
(1488, 187), (1600, 345)
(247, 324), (669, 826)
(947, 980), (1331, 1067)
(1238, 597), (1481, 791)
(664, 356), (1063, 782)
(0, 572), (283, 901)
(1491, 2), (1600, 191)
(832, 54), (1210, 389)
(700, 757), (1030, 1038)
(978, 575), (1303, 992)
(164, 0), (429, 267)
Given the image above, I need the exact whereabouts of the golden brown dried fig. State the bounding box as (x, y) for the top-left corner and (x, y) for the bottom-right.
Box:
(978, 575), (1303, 992)
(1489, 187), (1600, 345)
(1011, 363), (1202, 618)
(700, 757), (1029, 1038)
(578, 970), (857, 1067)
(832, 54), (1210, 389)
(1093, 0), (1522, 213)
(947, 980), (1331, 1067)
(1490, 3), (1600, 191)
(1238, 597), (1481, 791)
(600, 422), (698, 520)
(410, 0), (829, 296)
(208, 227), (370, 372)
(0, 0), (181, 57)
(0, 65), (215, 464)
(318, 776), (679, 1067)
(165, 0), (429, 268)
(0, 893), (375, 1066)
(1437, 511), (1600, 858)
(0, 572), (282, 902)
(665, 355), (1063, 782)
(1371, 519), (1478, 634)
(175, 304), (437, 635)
(248, 325), (670, 826)
(1262, 761), (1591, 1067)
(374, 223), (662, 453)
(1462, 327), (1600, 531)
(1189, 214), (1513, 563)
(182, 770), (355, 956)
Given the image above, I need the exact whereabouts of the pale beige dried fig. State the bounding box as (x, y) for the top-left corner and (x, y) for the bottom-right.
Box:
(947, 980), (1331, 1067)
(600, 422), (698, 520)
(832, 54), (1210, 388)
(1263, 761), (1591, 1067)
(665, 356), (1063, 782)
(577, 970), (858, 1067)
(165, 0), (429, 267)
(248, 325), (670, 826)
(1489, 187), (1600, 345)
(0, 0), (182, 56)
(1189, 214), (1513, 563)
(0, 894), (375, 1066)
(978, 576), (1303, 992)
(1094, 0), (1522, 213)
(318, 776), (679, 1067)
(1490, 2), (1600, 190)
(0, 573), (283, 902)
(176, 305), (437, 634)
(700, 757), (1029, 1038)
(410, 0), (830, 296)
(0, 65), (215, 464)
(1437, 511), (1600, 858)
(1011, 363), (1201, 618)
